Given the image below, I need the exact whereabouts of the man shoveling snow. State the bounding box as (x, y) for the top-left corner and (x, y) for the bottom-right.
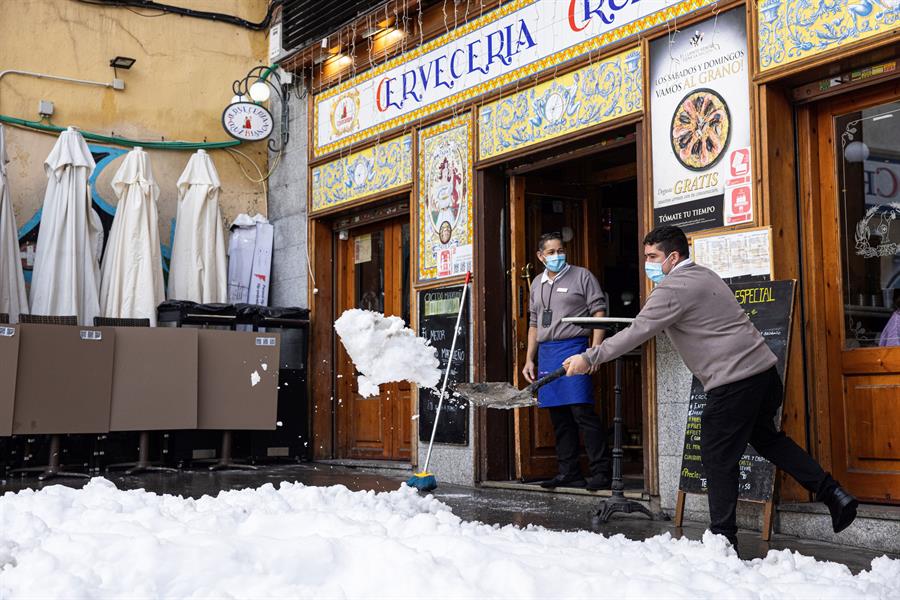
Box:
(335, 309), (440, 398)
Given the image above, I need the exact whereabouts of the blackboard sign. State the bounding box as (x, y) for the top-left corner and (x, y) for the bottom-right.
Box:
(678, 280), (796, 502)
(418, 285), (469, 445)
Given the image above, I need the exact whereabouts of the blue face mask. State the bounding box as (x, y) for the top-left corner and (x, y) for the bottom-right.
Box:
(544, 254), (567, 273)
(644, 253), (674, 284)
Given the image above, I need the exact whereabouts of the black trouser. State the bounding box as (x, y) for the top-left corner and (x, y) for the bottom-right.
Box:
(701, 366), (835, 540)
(548, 403), (612, 477)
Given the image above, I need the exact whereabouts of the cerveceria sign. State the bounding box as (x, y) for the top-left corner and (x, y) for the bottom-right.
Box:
(222, 102), (274, 142)
(314, 0), (716, 157)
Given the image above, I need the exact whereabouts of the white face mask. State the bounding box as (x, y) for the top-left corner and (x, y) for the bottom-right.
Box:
(644, 253), (674, 284)
(544, 254), (567, 272)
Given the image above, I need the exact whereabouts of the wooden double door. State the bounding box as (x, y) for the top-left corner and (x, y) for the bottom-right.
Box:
(335, 218), (413, 461)
(808, 82), (900, 502)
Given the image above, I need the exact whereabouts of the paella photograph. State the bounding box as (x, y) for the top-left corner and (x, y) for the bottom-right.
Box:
(670, 88), (731, 171)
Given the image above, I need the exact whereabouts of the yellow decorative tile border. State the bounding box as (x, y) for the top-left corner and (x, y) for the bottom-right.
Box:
(479, 48), (642, 160)
(310, 134), (412, 214)
(758, 0), (900, 71)
(313, 0), (715, 158)
(418, 116), (474, 281)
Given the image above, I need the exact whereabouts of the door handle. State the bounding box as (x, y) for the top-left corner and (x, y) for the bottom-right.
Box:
(520, 262), (533, 281)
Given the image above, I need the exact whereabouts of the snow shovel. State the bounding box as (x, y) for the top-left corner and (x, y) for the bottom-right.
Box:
(453, 366), (567, 409)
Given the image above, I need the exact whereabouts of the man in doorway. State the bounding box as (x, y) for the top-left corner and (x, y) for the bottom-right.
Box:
(563, 225), (858, 547)
(524, 232), (612, 491)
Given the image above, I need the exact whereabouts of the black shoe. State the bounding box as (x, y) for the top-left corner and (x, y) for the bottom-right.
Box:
(727, 535), (740, 557)
(712, 531), (739, 553)
(586, 473), (612, 491)
(539, 474), (586, 489)
(824, 486), (858, 533)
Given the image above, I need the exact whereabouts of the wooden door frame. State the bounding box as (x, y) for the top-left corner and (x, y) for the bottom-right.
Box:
(308, 200), (413, 462)
(474, 167), (512, 481)
(499, 125), (657, 489)
(798, 80), (900, 482)
(509, 174), (530, 480)
(309, 217), (335, 460)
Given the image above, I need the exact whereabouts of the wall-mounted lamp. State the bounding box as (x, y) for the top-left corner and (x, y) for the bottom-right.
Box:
(361, 18), (397, 39)
(844, 141), (870, 163)
(230, 65), (289, 152)
(109, 56), (136, 80)
(109, 56), (136, 70)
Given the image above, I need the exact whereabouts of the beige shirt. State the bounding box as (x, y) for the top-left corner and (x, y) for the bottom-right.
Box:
(581, 262), (776, 391)
(529, 265), (606, 343)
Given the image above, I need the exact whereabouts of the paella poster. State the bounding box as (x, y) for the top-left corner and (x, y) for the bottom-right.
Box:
(649, 7), (752, 233)
(418, 117), (473, 281)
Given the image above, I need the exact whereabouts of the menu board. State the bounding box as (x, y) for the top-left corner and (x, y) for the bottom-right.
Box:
(418, 285), (469, 445)
(692, 227), (772, 282)
(678, 280), (795, 502)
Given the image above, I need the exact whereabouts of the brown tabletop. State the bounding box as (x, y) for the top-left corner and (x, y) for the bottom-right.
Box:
(197, 329), (280, 430)
(109, 327), (199, 432)
(12, 324), (115, 435)
(0, 324), (19, 436)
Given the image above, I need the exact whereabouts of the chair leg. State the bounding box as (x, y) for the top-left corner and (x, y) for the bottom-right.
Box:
(209, 431), (257, 471)
(9, 435), (90, 481)
(106, 432), (178, 475)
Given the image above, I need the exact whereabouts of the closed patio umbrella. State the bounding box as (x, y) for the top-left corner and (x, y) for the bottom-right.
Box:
(100, 147), (164, 325)
(168, 149), (227, 303)
(29, 126), (103, 326)
(0, 124), (28, 322)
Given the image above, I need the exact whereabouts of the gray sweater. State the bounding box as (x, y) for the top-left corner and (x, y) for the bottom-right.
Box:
(581, 262), (776, 391)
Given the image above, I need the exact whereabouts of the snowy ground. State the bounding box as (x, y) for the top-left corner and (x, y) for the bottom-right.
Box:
(1, 479), (898, 599)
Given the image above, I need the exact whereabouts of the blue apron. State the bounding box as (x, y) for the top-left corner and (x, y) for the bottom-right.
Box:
(537, 337), (593, 408)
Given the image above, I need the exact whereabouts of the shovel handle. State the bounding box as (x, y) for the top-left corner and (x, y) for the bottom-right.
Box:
(527, 366), (567, 393)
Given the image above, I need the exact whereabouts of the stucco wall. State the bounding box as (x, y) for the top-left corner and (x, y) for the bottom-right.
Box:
(0, 0), (269, 278)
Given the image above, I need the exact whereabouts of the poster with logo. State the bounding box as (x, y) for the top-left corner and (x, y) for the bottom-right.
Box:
(650, 7), (752, 233)
(418, 116), (473, 281)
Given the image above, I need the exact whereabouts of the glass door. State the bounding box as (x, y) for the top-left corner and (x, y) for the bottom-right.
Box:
(818, 87), (900, 503)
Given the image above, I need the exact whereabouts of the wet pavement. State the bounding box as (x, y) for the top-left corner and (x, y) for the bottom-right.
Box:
(2, 462), (895, 574)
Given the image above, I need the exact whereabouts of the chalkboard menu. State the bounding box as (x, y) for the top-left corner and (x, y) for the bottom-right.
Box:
(678, 280), (796, 502)
(418, 285), (469, 445)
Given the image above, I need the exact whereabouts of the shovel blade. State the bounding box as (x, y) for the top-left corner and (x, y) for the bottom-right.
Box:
(453, 382), (537, 409)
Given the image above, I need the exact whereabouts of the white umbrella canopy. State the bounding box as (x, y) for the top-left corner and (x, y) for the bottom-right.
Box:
(99, 147), (164, 325)
(29, 126), (103, 326)
(168, 149), (227, 303)
(0, 124), (28, 323)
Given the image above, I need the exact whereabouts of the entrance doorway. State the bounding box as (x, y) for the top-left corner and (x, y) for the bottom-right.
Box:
(335, 216), (413, 461)
(809, 82), (900, 503)
(506, 134), (645, 486)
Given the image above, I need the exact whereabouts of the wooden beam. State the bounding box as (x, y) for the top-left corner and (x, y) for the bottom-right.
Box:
(758, 83), (810, 503)
(506, 135), (637, 176)
(309, 218), (335, 460)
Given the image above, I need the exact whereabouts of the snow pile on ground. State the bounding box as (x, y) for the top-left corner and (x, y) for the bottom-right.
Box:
(1, 479), (898, 599)
(335, 309), (440, 397)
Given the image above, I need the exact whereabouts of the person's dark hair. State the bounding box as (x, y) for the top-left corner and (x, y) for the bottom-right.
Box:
(643, 225), (690, 258)
(537, 232), (564, 253)
(892, 288), (900, 311)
